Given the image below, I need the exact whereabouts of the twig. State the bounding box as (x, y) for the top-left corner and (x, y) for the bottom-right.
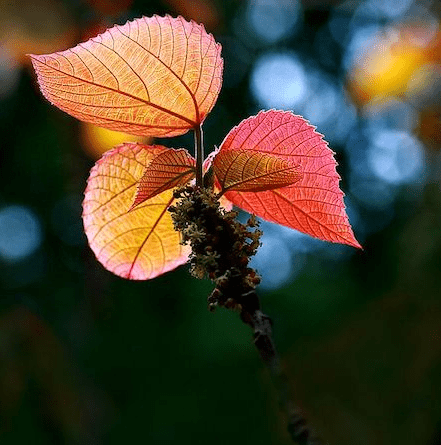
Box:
(238, 293), (322, 445)
(169, 186), (323, 444)
(194, 124), (204, 188)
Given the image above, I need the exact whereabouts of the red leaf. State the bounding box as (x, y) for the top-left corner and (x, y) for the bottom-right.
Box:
(82, 143), (189, 280)
(131, 148), (195, 209)
(212, 149), (302, 194)
(30, 15), (223, 137)
(218, 110), (361, 248)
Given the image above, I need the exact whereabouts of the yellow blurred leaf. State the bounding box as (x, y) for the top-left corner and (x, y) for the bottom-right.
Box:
(80, 122), (149, 159)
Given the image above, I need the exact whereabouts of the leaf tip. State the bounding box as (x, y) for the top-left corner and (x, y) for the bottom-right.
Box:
(28, 53), (43, 70)
(127, 199), (140, 213)
(352, 238), (363, 250)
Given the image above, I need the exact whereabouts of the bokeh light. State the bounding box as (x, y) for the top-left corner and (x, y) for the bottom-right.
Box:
(350, 173), (399, 211)
(250, 51), (307, 109)
(367, 128), (425, 184)
(347, 20), (440, 105)
(317, 87), (358, 145)
(250, 233), (294, 290)
(343, 24), (383, 72)
(0, 205), (42, 262)
(406, 62), (441, 106)
(300, 74), (358, 145)
(245, 0), (301, 44)
(361, 0), (414, 20)
(345, 127), (399, 211)
(363, 97), (418, 132)
(302, 72), (339, 127)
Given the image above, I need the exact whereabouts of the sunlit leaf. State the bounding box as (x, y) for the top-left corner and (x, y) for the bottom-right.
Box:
(218, 110), (361, 248)
(82, 142), (190, 280)
(213, 149), (302, 194)
(30, 15), (223, 137)
(131, 148), (196, 209)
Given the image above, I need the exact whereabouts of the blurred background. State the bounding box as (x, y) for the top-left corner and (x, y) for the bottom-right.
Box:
(1, 0), (441, 443)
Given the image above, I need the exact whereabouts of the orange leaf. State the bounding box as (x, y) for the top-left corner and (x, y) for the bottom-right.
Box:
(219, 110), (361, 248)
(213, 149), (302, 194)
(30, 15), (223, 137)
(82, 142), (190, 280)
(131, 148), (196, 209)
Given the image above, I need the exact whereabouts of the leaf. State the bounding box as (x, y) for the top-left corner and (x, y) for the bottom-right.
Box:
(82, 142), (190, 280)
(212, 149), (302, 194)
(30, 15), (223, 137)
(131, 148), (195, 209)
(218, 110), (361, 248)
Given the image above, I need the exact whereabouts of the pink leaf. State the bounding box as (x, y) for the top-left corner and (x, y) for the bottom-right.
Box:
(131, 148), (196, 209)
(218, 110), (361, 248)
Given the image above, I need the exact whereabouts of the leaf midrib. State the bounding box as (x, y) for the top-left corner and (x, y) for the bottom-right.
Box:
(33, 56), (197, 127)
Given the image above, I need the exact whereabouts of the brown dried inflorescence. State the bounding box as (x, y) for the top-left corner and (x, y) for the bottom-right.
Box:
(169, 185), (262, 314)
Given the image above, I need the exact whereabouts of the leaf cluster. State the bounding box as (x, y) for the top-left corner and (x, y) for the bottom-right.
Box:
(30, 15), (360, 281)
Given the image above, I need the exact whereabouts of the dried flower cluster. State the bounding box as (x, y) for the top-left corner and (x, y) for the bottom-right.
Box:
(169, 186), (262, 313)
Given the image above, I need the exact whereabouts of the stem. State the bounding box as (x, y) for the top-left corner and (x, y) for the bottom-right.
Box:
(242, 302), (323, 445)
(169, 187), (322, 444)
(195, 124), (204, 187)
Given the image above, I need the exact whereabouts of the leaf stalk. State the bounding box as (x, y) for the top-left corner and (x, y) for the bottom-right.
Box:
(195, 124), (204, 187)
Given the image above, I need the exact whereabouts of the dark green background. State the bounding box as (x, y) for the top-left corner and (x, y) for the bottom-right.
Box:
(1, 0), (441, 444)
